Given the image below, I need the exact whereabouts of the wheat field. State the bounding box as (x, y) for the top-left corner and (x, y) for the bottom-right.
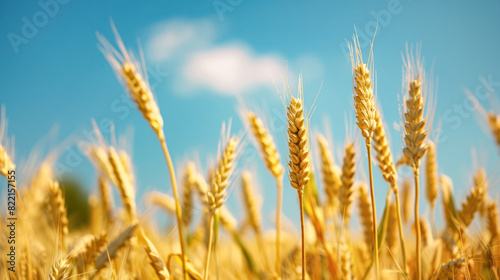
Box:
(1, 24), (500, 280)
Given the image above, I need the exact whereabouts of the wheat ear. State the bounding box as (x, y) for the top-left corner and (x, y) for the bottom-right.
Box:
(488, 112), (500, 150)
(48, 180), (69, 248)
(287, 93), (310, 280)
(98, 176), (113, 228)
(247, 111), (284, 276)
(425, 141), (438, 236)
(457, 170), (487, 228)
(317, 134), (342, 218)
(373, 109), (407, 273)
(182, 162), (196, 228)
(95, 221), (138, 270)
(98, 24), (187, 279)
(358, 183), (374, 248)
(241, 171), (269, 268)
(340, 236), (352, 280)
(74, 233), (107, 273)
(339, 142), (356, 224)
(487, 201), (500, 239)
(403, 75), (428, 280)
(108, 146), (136, 220)
(350, 35), (379, 280)
(205, 135), (240, 280)
(386, 202), (398, 255)
(137, 229), (170, 280)
(49, 249), (79, 280)
(148, 191), (177, 215)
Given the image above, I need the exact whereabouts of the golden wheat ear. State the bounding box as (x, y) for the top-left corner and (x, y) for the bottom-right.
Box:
(317, 134), (342, 218)
(97, 23), (164, 140)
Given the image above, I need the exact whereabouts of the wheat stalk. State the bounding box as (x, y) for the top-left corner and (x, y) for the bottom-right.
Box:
(349, 34), (379, 279)
(401, 178), (412, 225)
(372, 109), (407, 273)
(287, 89), (310, 280)
(247, 111), (284, 276)
(402, 54), (429, 279)
(204, 132), (240, 280)
(97, 23), (187, 279)
(241, 171), (269, 268)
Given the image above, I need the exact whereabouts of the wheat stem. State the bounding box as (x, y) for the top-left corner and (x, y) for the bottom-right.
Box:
(298, 191), (306, 280)
(276, 176), (283, 278)
(366, 140), (379, 280)
(391, 181), (408, 275)
(413, 167), (422, 280)
(203, 213), (215, 280)
(159, 137), (187, 280)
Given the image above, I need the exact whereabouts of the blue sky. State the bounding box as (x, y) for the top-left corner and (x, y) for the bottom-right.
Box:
(1, 0), (500, 230)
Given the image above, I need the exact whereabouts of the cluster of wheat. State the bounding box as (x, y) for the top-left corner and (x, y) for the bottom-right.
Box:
(2, 25), (500, 280)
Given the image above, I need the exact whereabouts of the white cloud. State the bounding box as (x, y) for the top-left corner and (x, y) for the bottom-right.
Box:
(147, 19), (215, 62)
(182, 44), (285, 95)
(147, 19), (321, 96)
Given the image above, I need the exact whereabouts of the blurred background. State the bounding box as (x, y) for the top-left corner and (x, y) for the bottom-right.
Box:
(1, 0), (499, 231)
